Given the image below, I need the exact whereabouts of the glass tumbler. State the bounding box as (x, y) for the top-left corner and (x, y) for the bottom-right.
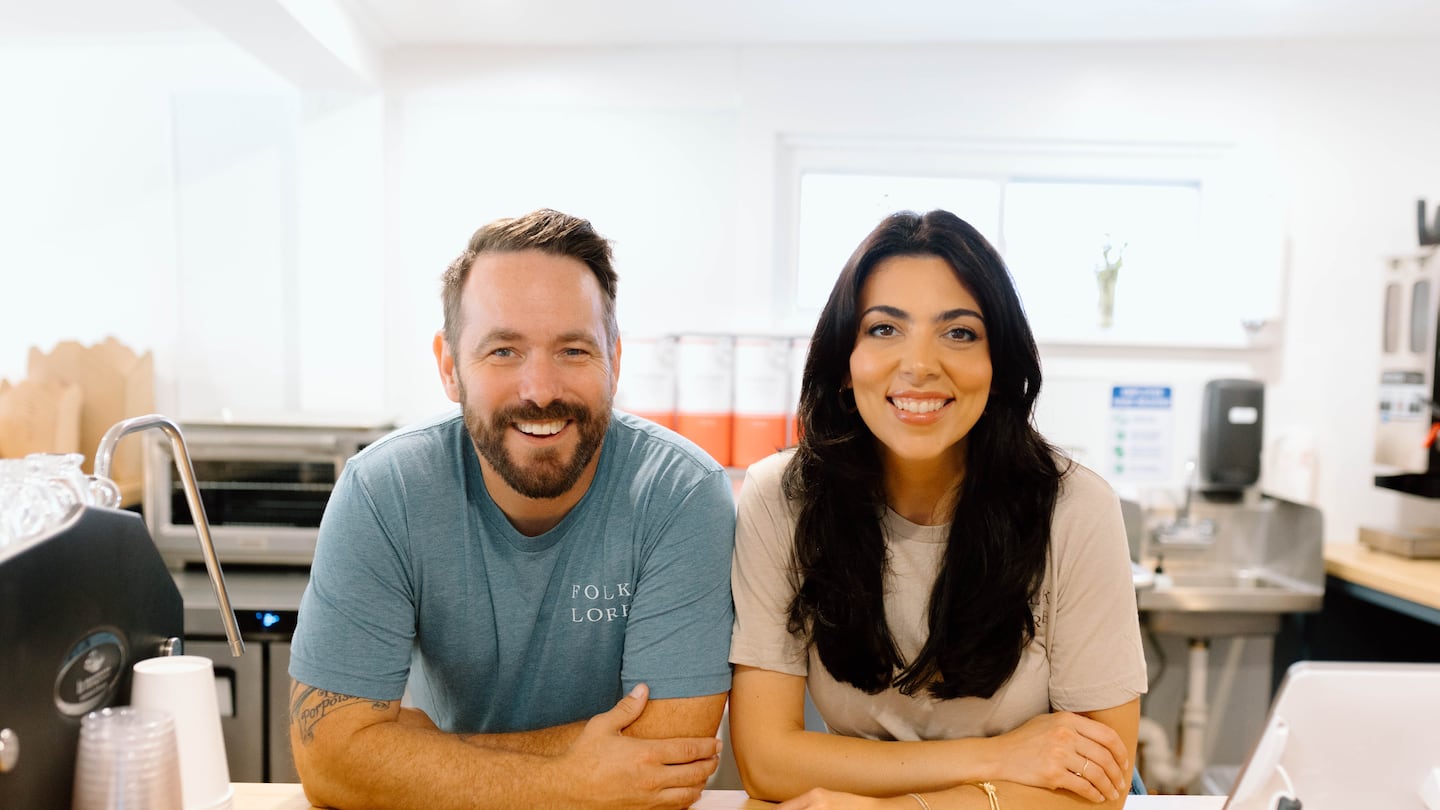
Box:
(0, 458), (68, 547)
(27, 452), (122, 511)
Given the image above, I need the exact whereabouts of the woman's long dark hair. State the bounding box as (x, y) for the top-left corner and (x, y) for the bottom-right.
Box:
(785, 209), (1065, 700)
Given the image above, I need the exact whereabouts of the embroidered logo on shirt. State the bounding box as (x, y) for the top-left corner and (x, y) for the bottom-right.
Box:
(569, 582), (633, 623)
(1031, 589), (1051, 629)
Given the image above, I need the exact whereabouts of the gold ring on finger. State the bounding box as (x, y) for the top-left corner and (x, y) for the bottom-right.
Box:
(1080, 759), (1091, 778)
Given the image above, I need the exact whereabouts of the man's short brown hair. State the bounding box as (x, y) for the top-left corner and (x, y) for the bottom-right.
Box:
(441, 209), (618, 352)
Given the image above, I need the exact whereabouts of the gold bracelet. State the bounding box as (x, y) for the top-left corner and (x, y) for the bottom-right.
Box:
(970, 781), (1000, 810)
(907, 793), (931, 810)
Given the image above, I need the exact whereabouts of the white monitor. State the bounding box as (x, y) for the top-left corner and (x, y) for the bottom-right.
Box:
(1225, 661), (1440, 810)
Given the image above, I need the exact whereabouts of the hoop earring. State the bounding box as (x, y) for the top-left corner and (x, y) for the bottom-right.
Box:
(839, 386), (858, 414)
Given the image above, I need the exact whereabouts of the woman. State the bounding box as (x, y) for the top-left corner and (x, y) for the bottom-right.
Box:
(728, 210), (1146, 809)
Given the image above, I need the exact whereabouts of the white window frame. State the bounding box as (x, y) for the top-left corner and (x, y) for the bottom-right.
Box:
(776, 135), (1285, 349)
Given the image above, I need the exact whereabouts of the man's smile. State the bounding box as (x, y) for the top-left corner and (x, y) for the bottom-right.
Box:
(514, 419), (569, 437)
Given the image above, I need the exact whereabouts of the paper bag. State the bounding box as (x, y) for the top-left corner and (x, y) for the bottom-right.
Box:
(0, 377), (83, 459)
(26, 337), (155, 505)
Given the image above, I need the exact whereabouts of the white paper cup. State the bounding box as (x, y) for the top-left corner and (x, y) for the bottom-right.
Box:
(130, 656), (234, 810)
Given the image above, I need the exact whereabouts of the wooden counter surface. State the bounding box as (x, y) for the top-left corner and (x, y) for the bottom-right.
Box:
(229, 784), (777, 809)
(231, 783), (1225, 808)
(1324, 541), (1440, 613)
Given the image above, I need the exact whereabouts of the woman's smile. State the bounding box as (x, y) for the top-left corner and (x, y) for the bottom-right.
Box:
(888, 393), (954, 422)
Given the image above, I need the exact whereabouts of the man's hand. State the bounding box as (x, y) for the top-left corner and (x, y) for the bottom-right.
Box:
(556, 683), (721, 810)
(291, 678), (722, 810)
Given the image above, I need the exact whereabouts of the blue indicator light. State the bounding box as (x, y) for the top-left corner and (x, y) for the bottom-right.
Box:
(256, 611), (282, 629)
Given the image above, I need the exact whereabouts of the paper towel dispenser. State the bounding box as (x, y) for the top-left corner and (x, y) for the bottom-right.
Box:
(1198, 378), (1264, 499)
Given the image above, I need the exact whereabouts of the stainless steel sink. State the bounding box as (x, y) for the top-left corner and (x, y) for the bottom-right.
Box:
(1128, 493), (1326, 636)
(1138, 569), (1323, 614)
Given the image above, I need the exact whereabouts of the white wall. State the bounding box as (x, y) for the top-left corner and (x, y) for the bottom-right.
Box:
(5, 36), (1440, 541)
(381, 47), (745, 421)
(0, 39), (388, 423)
(380, 39), (1440, 540)
(1, 42), (190, 405)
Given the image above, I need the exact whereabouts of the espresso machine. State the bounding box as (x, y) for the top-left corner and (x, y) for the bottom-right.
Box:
(1368, 219), (1440, 556)
(1374, 246), (1440, 498)
(0, 415), (244, 808)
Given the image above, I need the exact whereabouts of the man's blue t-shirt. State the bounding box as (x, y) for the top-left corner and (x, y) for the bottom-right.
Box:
(289, 409), (736, 733)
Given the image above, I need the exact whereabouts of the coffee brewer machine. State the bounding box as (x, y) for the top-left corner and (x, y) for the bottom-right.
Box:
(1374, 246), (1440, 498)
(0, 415), (244, 808)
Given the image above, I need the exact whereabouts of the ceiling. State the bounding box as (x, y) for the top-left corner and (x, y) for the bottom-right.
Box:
(0, 0), (206, 42)
(5, 0), (1440, 47)
(343, 0), (1440, 46)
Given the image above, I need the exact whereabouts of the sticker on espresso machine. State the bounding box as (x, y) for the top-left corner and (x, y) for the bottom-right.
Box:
(54, 628), (128, 716)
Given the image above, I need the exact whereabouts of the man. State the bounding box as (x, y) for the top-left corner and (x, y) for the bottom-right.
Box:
(288, 209), (736, 809)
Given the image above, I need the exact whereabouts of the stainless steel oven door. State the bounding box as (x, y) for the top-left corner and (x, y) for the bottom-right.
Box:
(145, 424), (389, 567)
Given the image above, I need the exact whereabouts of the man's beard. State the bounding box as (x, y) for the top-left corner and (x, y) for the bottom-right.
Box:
(461, 387), (610, 500)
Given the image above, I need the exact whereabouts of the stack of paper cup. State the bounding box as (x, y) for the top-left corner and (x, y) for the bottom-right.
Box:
(615, 334), (678, 429)
(72, 706), (183, 810)
(786, 336), (809, 446)
(129, 655), (234, 810)
(731, 336), (792, 468)
(675, 334), (735, 467)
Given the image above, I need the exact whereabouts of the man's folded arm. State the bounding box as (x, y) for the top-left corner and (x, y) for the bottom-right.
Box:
(390, 689), (727, 756)
(289, 679), (721, 810)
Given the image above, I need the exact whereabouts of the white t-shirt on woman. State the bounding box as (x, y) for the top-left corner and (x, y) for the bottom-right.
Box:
(729, 450), (1147, 741)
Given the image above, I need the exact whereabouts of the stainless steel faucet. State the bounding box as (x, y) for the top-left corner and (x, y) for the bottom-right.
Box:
(1178, 458), (1198, 523)
(1154, 458), (1217, 547)
(95, 414), (246, 657)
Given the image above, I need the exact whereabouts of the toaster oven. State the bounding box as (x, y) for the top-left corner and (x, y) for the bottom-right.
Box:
(143, 419), (392, 568)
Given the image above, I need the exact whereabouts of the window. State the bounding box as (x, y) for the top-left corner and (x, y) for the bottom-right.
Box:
(1002, 180), (1201, 340)
(796, 174), (1000, 309)
(784, 137), (1282, 347)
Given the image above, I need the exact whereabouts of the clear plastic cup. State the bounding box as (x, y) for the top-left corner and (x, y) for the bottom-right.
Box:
(72, 707), (183, 810)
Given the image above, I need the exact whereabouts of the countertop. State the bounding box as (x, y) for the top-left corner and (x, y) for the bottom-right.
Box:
(231, 783), (1228, 808)
(1324, 541), (1440, 613)
(209, 552), (1413, 810)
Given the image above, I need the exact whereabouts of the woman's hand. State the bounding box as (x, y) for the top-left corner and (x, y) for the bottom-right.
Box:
(776, 789), (911, 810)
(988, 711), (1129, 801)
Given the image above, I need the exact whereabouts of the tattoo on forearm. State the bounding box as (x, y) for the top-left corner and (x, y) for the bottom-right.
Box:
(289, 683), (391, 746)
